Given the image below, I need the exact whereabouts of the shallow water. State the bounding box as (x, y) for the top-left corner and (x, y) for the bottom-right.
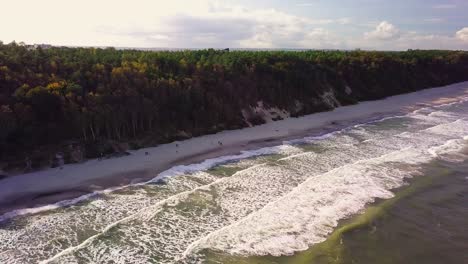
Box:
(1, 98), (467, 264)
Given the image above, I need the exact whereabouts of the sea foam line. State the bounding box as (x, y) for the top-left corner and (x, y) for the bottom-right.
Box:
(411, 96), (468, 114)
(180, 133), (468, 260)
(38, 162), (270, 264)
(0, 111), (404, 224)
(178, 146), (414, 260)
(44, 145), (414, 264)
(0, 146), (288, 224)
(40, 134), (425, 263)
(0, 105), (463, 224)
(13, 104), (468, 263)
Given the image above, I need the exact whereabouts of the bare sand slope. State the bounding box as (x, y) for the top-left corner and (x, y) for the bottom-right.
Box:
(1, 82), (467, 211)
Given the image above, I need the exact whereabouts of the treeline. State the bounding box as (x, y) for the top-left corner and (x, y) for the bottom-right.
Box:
(1, 42), (468, 170)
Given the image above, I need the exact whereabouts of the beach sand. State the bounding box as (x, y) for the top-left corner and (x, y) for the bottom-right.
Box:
(1, 81), (468, 214)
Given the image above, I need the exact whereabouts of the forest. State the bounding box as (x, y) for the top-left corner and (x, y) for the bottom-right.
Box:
(1, 41), (468, 171)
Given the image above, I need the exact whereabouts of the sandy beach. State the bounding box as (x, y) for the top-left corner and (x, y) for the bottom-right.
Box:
(1, 81), (468, 215)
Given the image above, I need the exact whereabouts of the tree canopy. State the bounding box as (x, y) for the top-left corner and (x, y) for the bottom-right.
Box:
(1, 43), (467, 170)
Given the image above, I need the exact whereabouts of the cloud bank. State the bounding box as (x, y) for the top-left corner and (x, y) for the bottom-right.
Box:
(0, 0), (467, 50)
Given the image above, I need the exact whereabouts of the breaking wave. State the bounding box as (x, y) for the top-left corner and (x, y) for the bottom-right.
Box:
(0, 95), (467, 264)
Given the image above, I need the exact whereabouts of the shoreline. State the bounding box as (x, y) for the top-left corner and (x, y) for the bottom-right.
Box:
(1, 81), (468, 215)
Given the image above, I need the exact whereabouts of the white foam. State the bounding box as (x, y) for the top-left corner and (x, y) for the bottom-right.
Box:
(180, 147), (435, 258)
(283, 114), (409, 146)
(0, 191), (99, 223)
(0, 172), (220, 264)
(155, 145), (301, 180)
(2, 92), (468, 264)
(429, 138), (468, 162)
(179, 117), (468, 259)
(0, 145), (302, 224)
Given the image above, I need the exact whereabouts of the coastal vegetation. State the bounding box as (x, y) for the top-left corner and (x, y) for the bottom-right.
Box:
(1, 42), (468, 170)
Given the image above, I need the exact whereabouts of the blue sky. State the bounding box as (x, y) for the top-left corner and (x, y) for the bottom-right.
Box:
(1, 0), (468, 50)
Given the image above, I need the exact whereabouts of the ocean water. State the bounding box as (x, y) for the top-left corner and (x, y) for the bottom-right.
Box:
(204, 156), (468, 264)
(0, 98), (467, 264)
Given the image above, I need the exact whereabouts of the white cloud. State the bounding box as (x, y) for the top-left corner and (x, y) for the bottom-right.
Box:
(101, 1), (349, 49)
(0, 0), (355, 48)
(364, 21), (400, 40)
(0, 0), (467, 50)
(456, 27), (468, 42)
(0, 0), (352, 49)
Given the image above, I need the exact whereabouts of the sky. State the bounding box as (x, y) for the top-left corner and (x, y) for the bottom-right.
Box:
(1, 0), (468, 50)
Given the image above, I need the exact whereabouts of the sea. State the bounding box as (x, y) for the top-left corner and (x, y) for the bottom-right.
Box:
(1, 96), (467, 264)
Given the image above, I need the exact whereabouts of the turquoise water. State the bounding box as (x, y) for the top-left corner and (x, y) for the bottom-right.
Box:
(0, 98), (467, 264)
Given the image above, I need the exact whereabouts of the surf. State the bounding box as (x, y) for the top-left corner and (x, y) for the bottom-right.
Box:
(1, 94), (467, 264)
